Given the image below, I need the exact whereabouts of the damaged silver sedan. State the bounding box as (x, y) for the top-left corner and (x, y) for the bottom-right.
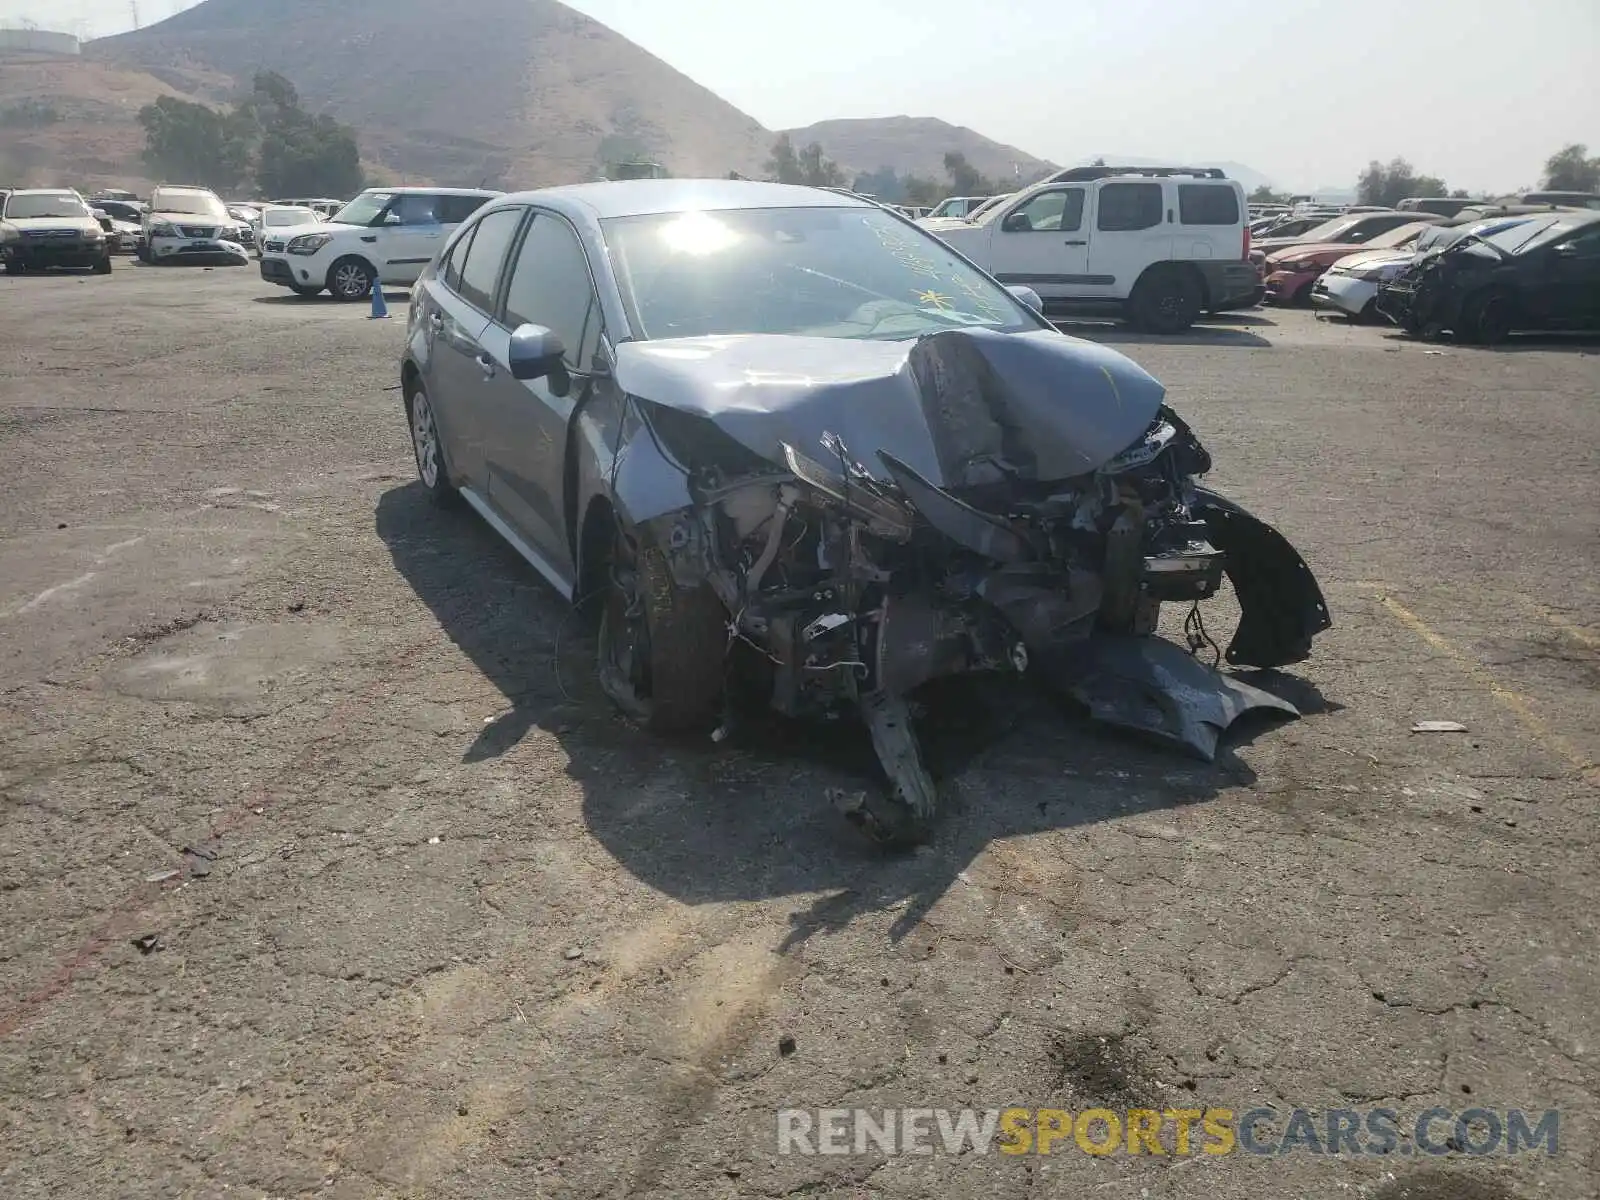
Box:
(400, 180), (1330, 842)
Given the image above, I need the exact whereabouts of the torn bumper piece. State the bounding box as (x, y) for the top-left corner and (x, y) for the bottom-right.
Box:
(1054, 634), (1300, 761)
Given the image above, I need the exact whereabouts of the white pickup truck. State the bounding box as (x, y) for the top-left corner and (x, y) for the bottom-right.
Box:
(923, 166), (1260, 332)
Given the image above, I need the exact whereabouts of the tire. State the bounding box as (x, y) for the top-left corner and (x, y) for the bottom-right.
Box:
(4, 261), (22, 275)
(1464, 290), (1512, 346)
(1354, 299), (1377, 324)
(1130, 267), (1202, 334)
(93, 254), (112, 275)
(327, 255), (375, 302)
(290, 284), (323, 298)
(406, 381), (458, 506)
(596, 524), (727, 734)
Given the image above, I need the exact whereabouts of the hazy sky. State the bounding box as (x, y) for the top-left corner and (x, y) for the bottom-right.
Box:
(9, 0), (1598, 192)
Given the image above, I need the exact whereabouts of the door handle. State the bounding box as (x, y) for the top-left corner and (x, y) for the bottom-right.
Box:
(1064, 239), (1087, 246)
(476, 352), (497, 379)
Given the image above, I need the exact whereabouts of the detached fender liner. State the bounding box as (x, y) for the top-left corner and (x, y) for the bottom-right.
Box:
(1193, 487), (1330, 668)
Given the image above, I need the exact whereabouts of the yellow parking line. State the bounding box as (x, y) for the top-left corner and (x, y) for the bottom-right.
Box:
(1526, 603), (1600, 651)
(1378, 595), (1597, 786)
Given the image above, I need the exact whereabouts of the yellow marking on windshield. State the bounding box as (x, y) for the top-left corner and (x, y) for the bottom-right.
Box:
(916, 289), (953, 310)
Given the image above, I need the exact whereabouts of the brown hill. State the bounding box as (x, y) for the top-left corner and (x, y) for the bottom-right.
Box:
(90, 0), (772, 188)
(780, 116), (1055, 186)
(0, 54), (230, 190)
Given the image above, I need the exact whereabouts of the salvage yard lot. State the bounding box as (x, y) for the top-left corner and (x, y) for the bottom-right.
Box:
(1, 266), (1596, 1199)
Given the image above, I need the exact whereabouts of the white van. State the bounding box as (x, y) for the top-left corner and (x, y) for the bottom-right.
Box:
(925, 166), (1257, 332)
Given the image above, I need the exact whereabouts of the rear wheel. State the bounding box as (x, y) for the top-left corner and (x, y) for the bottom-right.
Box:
(406, 381), (458, 506)
(4, 261), (22, 275)
(596, 524), (727, 734)
(327, 256), (375, 302)
(1130, 267), (1202, 333)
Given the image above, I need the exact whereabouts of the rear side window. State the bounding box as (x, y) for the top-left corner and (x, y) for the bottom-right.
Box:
(440, 226), (474, 293)
(1178, 185), (1239, 226)
(438, 194), (494, 224)
(1097, 183), (1163, 232)
(455, 207), (525, 312)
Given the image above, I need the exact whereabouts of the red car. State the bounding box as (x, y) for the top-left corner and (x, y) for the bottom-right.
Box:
(1261, 221), (1437, 305)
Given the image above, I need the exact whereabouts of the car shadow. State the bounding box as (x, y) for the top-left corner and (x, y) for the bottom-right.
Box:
(1378, 329), (1600, 354)
(376, 481), (1312, 945)
(251, 288), (409, 306)
(1053, 317), (1274, 348)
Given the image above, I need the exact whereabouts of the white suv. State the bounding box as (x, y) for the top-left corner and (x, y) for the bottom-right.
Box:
(258, 187), (502, 300)
(142, 185), (250, 265)
(925, 166), (1257, 332)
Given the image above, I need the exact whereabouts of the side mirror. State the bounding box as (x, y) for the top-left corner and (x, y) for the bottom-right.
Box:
(1007, 285), (1044, 313)
(1552, 242), (1577, 257)
(381, 211), (403, 226)
(508, 323), (568, 382)
(92, 208), (108, 220)
(1000, 212), (1030, 233)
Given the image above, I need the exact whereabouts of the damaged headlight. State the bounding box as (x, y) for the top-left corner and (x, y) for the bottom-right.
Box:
(637, 400), (772, 480)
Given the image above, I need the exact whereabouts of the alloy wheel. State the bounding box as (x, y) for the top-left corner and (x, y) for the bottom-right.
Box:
(411, 389), (440, 487)
(334, 261), (370, 299)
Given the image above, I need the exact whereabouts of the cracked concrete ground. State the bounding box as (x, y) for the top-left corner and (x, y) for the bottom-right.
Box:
(0, 267), (1595, 1199)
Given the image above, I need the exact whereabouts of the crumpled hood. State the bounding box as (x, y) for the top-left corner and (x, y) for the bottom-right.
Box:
(612, 327), (1167, 487)
(1330, 247), (1413, 271)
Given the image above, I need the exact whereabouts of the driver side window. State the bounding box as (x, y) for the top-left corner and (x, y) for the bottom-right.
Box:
(1006, 188), (1084, 233)
(502, 213), (603, 371)
(388, 194), (441, 226)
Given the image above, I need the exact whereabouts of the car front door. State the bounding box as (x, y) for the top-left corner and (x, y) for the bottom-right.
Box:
(373, 193), (450, 284)
(1543, 226), (1600, 328)
(474, 210), (609, 587)
(418, 207), (527, 489)
(984, 187), (1088, 298)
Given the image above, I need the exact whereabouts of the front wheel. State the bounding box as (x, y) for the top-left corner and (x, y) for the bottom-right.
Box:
(327, 256), (375, 302)
(290, 284), (323, 298)
(4, 261), (22, 275)
(93, 254), (112, 275)
(1130, 268), (1202, 334)
(596, 526), (727, 734)
(1464, 291), (1512, 346)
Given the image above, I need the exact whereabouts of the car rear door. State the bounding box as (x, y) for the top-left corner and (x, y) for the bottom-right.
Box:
(1086, 181), (1169, 299)
(418, 207), (527, 488)
(474, 209), (610, 587)
(983, 186), (1088, 298)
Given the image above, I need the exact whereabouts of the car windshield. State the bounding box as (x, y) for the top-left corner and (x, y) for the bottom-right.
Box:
(331, 192), (392, 225)
(156, 192), (227, 218)
(604, 206), (1036, 342)
(5, 192), (89, 219)
(1482, 215), (1570, 254)
(1368, 222), (1431, 249)
(265, 208), (317, 226)
(1298, 217), (1363, 241)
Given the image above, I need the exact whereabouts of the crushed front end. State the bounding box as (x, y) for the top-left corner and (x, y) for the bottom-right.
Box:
(612, 328), (1331, 843)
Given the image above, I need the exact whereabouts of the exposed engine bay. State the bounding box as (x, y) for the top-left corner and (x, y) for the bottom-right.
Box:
(608, 327), (1331, 843)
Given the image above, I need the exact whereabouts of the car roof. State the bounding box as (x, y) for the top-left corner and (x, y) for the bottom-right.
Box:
(495, 179), (872, 220)
(8, 188), (79, 196)
(360, 186), (503, 197)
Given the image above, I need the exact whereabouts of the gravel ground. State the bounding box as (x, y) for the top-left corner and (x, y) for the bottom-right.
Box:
(1, 264), (1596, 1200)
